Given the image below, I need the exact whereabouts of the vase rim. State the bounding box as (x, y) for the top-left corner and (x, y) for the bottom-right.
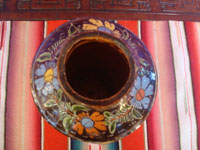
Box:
(57, 31), (135, 110)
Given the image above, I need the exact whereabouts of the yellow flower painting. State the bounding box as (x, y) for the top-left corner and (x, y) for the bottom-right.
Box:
(83, 18), (120, 37)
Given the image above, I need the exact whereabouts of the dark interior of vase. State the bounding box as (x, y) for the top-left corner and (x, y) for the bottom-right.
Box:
(65, 40), (130, 99)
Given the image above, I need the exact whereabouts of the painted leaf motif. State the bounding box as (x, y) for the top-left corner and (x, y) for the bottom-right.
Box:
(121, 29), (129, 40)
(44, 99), (57, 107)
(108, 120), (116, 134)
(62, 116), (73, 133)
(116, 104), (132, 116)
(120, 105), (130, 113)
(103, 111), (112, 118)
(131, 108), (143, 119)
(71, 104), (90, 114)
(121, 116), (126, 123)
(68, 23), (80, 37)
(57, 89), (63, 101)
(65, 102), (72, 112)
(59, 111), (71, 121)
(36, 52), (52, 62)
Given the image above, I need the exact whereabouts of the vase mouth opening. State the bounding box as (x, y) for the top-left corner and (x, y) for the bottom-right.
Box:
(58, 32), (135, 109)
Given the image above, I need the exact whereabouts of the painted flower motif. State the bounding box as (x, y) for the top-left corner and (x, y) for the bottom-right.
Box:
(34, 62), (59, 96)
(73, 112), (106, 138)
(82, 19), (120, 37)
(130, 76), (154, 109)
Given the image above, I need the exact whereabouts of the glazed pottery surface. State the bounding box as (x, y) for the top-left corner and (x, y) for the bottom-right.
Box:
(31, 17), (157, 143)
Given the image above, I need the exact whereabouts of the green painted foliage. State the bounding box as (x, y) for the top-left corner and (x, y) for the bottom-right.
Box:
(44, 99), (57, 107)
(36, 52), (52, 62)
(62, 116), (74, 133)
(108, 120), (117, 135)
(71, 104), (90, 114)
(103, 104), (143, 134)
(57, 89), (63, 101)
(131, 108), (143, 119)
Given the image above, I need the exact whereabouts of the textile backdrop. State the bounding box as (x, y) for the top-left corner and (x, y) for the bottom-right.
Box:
(0, 20), (199, 150)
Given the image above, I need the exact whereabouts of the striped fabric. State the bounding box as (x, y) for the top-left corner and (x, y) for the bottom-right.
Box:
(0, 20), (199, 150)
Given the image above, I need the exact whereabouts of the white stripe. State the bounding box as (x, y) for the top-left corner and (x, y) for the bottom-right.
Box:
(169, 21), (197, 150)
(118, 140), (122, 150)
(88, 143), (101, 150)
(143, 121), (148, 150)
(0, 21), (11, 150)
(68, 137), (71, 150)
(44, 21), (47, 38)
(138, 21), (141, 39)
(41, 20), (47, 150)
(41, 118), (44, 150)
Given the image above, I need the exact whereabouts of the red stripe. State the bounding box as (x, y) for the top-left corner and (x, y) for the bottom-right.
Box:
(184, 22), (200, 149)
(141, 21), (163, 150)
(99, 144), (101, 150)
(44, 120), (68, 150)
(89, 144), (91, 150)
(117, 20), (138, 35)
(43, 20), (68, 150)
(46, 20), (67, 35)
(122, 125), (145, 150)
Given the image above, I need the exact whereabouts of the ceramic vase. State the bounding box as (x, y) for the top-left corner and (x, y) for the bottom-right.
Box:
(31, 17), (157, 143)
